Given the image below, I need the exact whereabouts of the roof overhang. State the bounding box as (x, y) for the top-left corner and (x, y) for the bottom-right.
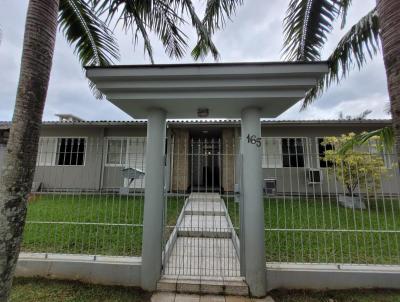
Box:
(86, 62), (328, 119)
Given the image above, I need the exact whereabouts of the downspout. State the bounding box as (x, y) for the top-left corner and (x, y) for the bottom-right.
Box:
(169, 129), (175, 192)
(98, 127), (105, 192)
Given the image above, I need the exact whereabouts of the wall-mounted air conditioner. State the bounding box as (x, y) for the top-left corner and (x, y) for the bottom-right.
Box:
(307, 169), (322, 184)
(264, 178), (277, 195)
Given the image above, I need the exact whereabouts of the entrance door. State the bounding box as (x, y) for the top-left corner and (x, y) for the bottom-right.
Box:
(162, 133), (241, 278)
(190, 139), (221, 192)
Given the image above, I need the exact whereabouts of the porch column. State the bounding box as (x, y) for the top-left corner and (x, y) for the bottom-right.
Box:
(241, 106), (267, 297)
(141, 108), (167, 291)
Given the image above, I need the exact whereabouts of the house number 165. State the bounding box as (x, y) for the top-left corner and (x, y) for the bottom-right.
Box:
(246, 134), (261, 147)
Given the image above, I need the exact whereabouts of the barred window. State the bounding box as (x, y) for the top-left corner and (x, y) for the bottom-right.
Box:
(317, 138), (334, 168)
(106, 138), (127, 165)
(56, 138), (86, 166)
(282, 138), (305, 167)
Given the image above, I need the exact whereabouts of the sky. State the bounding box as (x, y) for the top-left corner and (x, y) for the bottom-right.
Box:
(0, 0), (391, 121)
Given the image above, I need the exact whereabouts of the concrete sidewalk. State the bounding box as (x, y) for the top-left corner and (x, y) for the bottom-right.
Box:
(163, 193), (240, 277)
(151, 292), (275, 302)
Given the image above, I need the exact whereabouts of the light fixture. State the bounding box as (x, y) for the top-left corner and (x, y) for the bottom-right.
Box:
(197, 108), (209, 118)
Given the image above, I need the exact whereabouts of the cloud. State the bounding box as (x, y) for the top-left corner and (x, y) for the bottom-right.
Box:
(0, 0), (389, 121)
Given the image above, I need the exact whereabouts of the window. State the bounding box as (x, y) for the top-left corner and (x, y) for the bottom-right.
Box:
(56, 138), (86, 165)
(282, 138), (305, 167)
(106, 138), (127, 165)
(37, 137), (57, 166)
(262, 138), (283, 168)
(317, 138), (334, 168)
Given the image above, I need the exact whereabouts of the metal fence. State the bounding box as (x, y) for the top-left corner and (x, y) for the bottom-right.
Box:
(261, 137), (400, 266)
(23, 137), (147, 257)
(18, 136), (400, 269)
(162, 138), (241, 277)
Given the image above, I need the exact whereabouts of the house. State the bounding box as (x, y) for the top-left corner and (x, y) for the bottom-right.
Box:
(0, 118), (395, 195)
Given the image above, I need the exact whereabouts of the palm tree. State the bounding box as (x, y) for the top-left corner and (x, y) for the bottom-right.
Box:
(282, 0), (400, 166)
(0, 0), (242, 299)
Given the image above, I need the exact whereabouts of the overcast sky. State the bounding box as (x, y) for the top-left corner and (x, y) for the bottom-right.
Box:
(0, 0), (390, 121)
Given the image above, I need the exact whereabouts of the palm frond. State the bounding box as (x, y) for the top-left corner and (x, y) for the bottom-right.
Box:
(339, 0), (353, 28)
(94, 0), (189, 61)
(58, 0), (120, 66)
(150, 1), (188, 59)
(338, 127), (394, 155)
(301, 8), (380, 108)
(177, 0), (220, 60)
(283, 0), (342, 61)
(202, 0), (243, 34)
(191, 0), (242, 60)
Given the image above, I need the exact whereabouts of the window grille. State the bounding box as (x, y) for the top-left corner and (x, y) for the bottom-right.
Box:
(317, 138), (334, 168)
(106, 138), (127, 165)
(56, 138), (86, 166)
(282, 138), (305, 167)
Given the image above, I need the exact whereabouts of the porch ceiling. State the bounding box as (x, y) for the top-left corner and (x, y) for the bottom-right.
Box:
(86, 62), (328, 119)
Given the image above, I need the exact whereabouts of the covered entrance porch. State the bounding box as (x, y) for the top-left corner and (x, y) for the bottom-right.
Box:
(86, 62), (327, 297)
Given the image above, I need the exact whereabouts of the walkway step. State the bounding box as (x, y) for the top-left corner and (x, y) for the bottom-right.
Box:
(184, 209), (226, 216)
(163, 237), (240, 276)
(178, 215), (232, 238)
(185, 200), (226, 216)
(157, 276), (249, 296)
(163, 193), (240, 280)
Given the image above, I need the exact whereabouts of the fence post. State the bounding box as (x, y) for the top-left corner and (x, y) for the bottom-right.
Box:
(241, 106), (267, 297)
(141, 108), (167, 291)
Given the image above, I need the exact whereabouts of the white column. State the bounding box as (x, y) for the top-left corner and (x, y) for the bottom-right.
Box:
(241, 106), (267, 297)
(141, 108), (167, 291)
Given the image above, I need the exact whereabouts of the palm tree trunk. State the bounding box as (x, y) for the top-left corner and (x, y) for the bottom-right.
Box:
(376, 0), (400, 168)
(0, 0), (59, 300)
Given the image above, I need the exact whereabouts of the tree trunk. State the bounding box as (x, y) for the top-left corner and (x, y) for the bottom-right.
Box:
(0, 0), (59, 300)
(376, 0), (400, 168)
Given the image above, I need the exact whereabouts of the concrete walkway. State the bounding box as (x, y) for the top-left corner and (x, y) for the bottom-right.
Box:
(163, 193), (240, 277)
(151, 292), (275, 302)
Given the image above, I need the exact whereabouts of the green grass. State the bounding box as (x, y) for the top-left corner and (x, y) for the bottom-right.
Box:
(270, 289), (400, 302)
(22, 193), (400, 264)
(10, 278), (400, 302)
(226, 196), (400, 264)
(10, 277), (150, 302)
(22, 194), (184, 256)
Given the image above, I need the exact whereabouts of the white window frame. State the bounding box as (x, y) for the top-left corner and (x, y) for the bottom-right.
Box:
(261, 137), (283, 168)
(315, 137), (335, 169)
(316, 137), (394, 169)
(262, 136), (309, 168)
(37, 137), (58, 166)
(37, 136), (87, 167)
(280, 136), (309, 168)
(104, 137), (147, 169)
(365, 138), (394, 169)
(104, 137), (128, 167)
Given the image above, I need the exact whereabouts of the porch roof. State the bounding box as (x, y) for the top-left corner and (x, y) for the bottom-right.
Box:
(86, 61), (328, 119)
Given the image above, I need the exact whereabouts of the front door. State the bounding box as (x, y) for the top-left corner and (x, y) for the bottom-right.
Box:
(190, 138), (221, 192)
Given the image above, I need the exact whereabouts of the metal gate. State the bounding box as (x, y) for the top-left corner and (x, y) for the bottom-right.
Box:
(162, 138), (241, 277)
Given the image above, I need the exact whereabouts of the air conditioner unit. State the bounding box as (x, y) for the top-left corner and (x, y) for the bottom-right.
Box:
(307, 169), (322, 184)
(264, 178), (277, 195)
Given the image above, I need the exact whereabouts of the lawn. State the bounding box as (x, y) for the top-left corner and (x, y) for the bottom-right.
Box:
(22, 193), (185, 256)
(270, 289), (400, 302)
(10, 278), (400, 302)
(22, 193), (400, 265)
(11, 278), (150, 302)
(226, 196), (400, 265)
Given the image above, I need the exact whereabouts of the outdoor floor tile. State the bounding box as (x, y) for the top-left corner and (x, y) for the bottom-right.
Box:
(199, 295), (226, 302)
(151, 292), (175, 302)
(225, 296), (251, 302)
(175, 294), (201, 302)
(251, 297), (275, 302)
